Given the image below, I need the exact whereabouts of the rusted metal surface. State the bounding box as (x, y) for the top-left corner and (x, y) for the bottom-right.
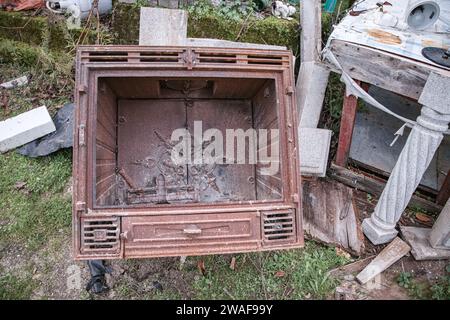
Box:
(73, 45), (302, 260)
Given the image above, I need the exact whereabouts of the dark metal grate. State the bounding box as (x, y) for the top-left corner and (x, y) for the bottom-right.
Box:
(86, 51), (129, 62)
(83, 50), (183, 63)
(262, 210), (296, 243)
(197, 52), (239, 64)
(139, 51), (180, 63)
(81, 217), (120, 254)
(247, 55), (283, 65)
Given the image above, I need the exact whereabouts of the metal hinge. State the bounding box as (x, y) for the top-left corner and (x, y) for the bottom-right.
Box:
(78, 84), (88, 93)
(75, 201), (86, 215)
(78, 124), (86, 147)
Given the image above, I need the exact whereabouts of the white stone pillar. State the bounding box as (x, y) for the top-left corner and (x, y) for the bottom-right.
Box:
(363, 72), (450, 245)
(430, 198), (450, 249)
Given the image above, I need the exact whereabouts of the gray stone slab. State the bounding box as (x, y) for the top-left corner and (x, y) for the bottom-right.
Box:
(349, 85), (450, 190)
(139, 7), (187, 46)
(419, 72), (450, 114)
(298, 127), (331, 177)
(186, 38), (287, 51)
(297, 62), (330, 128)
(401, 226), (450, 260)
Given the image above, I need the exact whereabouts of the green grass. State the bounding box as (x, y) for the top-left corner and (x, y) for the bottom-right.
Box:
(0, 151), (72, 250)
(0, 39), (74, 109)
(192, 242), (349, 299)
(0, 50), (74, 251)
(397, 265), (450, 300)
(106, 242), (349, 300)
(0, 272), (36, 300)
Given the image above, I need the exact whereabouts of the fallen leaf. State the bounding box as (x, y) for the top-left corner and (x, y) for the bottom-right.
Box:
(335, 247), (351, 259)
(14, 181), (27, 190)
(197, 260), (206, 276)
(275, 270), (285, 278)
(415, 212), (432, 224)
(229, 257), (236, 271)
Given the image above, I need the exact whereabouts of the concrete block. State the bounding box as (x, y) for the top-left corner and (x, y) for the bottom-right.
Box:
(362, 217), (398, 245)
(356, 237), (410, 284)
(0, 106), (56, 153)
(297, 62), (330, 129)
(401, 226), (450, 260)
(298, 127), (331, 177)
(139, 7), (187, 46)
(186, 38), (287, 51)
(430, 200), (450, 249)
(419, 72), (450, 114)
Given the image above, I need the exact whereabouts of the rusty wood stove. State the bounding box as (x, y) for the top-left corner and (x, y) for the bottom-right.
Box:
(73, 45), (303, 260)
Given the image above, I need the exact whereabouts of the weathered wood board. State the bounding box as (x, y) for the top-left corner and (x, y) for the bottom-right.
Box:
(327, 40), (450, 100)
(356, 237), (411, 284)
(302, 178), (365, 255)
(329, 163), (443, 214)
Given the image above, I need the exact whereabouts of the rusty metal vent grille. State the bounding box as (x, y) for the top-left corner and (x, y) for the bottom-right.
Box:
(79, 48), (287, 67)
(81, 217), (120, 254)
(246, 55), (283, 65)
(82, 49), (183, 63)
(262, 210), (296, 243)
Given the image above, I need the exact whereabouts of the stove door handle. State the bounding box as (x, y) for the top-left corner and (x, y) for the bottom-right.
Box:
(183, 225), (202, 236)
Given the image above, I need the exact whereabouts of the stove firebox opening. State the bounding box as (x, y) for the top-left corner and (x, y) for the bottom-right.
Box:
(94, 77), (282, 208)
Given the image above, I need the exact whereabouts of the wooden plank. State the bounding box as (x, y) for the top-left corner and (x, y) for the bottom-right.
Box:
(328, 255), (376, 278)
(356, 237), (410, 284)
(352, 159), (438, 196)
(302, 179), (365, 255)
(335, 81), (369, 167)
(329, 163), (443, 213)
(328, 40), (450, 100)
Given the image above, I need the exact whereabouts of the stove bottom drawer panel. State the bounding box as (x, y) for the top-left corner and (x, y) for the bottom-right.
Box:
(122, 212), (261, 256)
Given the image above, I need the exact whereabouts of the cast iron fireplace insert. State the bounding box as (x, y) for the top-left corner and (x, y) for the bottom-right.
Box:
(73, 45), (303, 259)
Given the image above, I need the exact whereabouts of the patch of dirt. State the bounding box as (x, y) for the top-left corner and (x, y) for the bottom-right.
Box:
(330, 190), (450, 300)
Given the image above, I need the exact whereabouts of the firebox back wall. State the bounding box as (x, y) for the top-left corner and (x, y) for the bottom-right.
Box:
(94, 78), (281, 207)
